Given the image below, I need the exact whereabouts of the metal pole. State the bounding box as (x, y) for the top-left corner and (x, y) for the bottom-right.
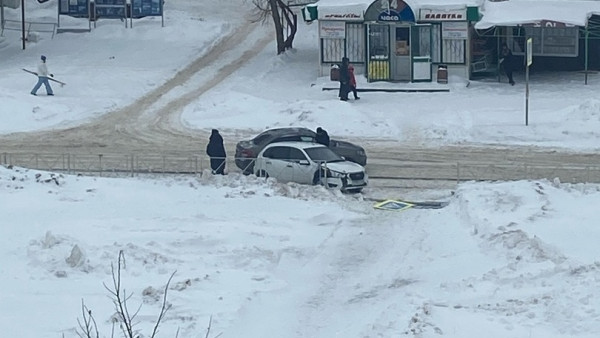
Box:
(525, 37), (532, 126)
(99, 154), (103, 177)
(525, 63), (529, 126)
(21, 0), (25, 49)
(585, 27), (589, 85)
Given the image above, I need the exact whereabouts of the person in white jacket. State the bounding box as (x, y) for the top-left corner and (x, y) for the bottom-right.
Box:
(30, 55), (54, 96)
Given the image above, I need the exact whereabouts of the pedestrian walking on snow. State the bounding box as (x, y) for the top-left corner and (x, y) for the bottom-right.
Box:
(338, 57), (350, 101)
(500, 43), (516, 86)
(206, 129), (227, 175)
(31, 55), (54, 96)
(349, 64), (360, 100)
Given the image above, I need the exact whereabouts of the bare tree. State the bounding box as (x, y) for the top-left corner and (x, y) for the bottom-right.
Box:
(75, 250), (221, 338)
(252, 0), (298, 54)
(76, 250), (176, 338)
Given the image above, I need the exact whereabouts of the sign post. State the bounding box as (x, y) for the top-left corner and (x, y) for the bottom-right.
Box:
(525, 37), (532, 126)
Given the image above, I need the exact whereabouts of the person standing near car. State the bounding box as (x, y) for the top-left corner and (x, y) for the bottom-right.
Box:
(315, 127), (330, 147)
(338, 57), (350, 101)
(206, 129), (226, 175)
(31, 55), (54, 96)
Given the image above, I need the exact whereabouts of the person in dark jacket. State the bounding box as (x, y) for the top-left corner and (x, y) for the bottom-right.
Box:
(206, 129), (226, 175)
(500, 43), (516, 86)
(315, 127), (330, 147)
(338, 57), (350, 101)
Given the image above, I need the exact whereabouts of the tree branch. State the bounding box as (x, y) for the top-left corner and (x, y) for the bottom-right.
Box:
(150, 270), (176, 338)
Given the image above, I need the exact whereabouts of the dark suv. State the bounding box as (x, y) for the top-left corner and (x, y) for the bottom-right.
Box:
(235, 127), (367, 174)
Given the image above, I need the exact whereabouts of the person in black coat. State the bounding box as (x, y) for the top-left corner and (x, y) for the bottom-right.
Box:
(500, 43), (516, 86)
(338, 57), (350, 101)
(206, 129), (226, 175)
(315, 127), (330, 147)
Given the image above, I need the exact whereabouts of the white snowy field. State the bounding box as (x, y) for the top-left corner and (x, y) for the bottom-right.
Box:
(2, 166), (600, 338)
(2, 0), (600, 337)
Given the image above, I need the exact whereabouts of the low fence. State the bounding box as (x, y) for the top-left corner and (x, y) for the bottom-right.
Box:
(1, 19), (57, 39)
(2, 152), (600, 186)
(0, 153), (212, 176)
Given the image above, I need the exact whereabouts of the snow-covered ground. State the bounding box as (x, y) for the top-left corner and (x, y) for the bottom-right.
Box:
(2, 0), (600, 337)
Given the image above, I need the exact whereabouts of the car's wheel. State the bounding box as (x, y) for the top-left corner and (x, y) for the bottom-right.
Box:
(257, 170), (269, 178)
(313, 170), (325, 185)
(242, 163), (255, 176)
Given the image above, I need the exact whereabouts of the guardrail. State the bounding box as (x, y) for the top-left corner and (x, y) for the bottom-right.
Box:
(2, 152), (600, 186)
(1, 19), (57, 39)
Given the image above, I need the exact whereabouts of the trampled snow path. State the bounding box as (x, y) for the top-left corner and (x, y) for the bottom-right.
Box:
(0, 21), (273, 155)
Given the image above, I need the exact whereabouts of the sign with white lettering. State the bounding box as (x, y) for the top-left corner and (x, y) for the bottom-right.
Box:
(419, 8), (466, 21)
(442, 21), (468, 39)
(319, 21), (346, 39)
(318, 3), (364, 21)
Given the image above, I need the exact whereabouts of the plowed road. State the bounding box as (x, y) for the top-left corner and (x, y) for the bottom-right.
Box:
(2, 21), (599, 191)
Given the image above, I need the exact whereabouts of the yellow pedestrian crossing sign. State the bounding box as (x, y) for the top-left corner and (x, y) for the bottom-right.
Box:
(373, 199), (414, 211)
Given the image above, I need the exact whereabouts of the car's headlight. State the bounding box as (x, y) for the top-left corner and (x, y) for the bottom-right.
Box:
(326, 169), (345, 178)
(357, 150), (365, 156)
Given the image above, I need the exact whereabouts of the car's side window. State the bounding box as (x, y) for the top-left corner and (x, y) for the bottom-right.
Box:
(288, 148), (307, 162)
(262, 147), (275, 158)
(264, 146), (290, 160)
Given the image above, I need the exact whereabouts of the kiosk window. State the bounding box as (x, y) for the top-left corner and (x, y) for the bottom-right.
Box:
(321, 23), (365, 63)
(322, 39), (344, 63)
(442, 40), (465, 63)
(369, 25), (390, 59)
(346, 23), (366, 63)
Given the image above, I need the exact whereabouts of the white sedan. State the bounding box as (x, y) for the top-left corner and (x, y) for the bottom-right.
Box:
(254, 141), (368, 193)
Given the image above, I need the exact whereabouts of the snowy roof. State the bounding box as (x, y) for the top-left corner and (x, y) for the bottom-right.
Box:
(475, 0), (600, 29)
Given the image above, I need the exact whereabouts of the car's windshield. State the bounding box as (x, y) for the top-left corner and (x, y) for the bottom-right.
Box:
(305, 147), (344, 162)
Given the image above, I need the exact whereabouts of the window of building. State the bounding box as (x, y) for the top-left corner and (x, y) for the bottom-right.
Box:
(321, 23), (366, 64)
(430, 23), (465, 64)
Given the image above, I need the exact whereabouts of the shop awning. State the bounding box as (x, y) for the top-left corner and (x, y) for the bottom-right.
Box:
(475, 0), (600, 29)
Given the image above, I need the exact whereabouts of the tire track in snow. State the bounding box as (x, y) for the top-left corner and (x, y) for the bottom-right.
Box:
(0, 20), (273, 154)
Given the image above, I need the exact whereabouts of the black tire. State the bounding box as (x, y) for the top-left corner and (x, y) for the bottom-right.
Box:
(313, 170), (325, 185)
(242, 163), (255, 176)
(257, 170), (269, 178)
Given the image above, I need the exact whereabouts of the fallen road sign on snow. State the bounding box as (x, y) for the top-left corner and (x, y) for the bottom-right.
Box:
(373, 200), (414, 211)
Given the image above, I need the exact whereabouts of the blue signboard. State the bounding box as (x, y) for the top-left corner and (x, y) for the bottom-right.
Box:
(365, 0), (416, 22)
(131, 0), (163, 18)
(94, 0), (126, 18)
(59, 0), (89, 18)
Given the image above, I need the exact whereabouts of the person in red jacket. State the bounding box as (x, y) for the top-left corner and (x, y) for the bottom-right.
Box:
(348, 64), (360, 100)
